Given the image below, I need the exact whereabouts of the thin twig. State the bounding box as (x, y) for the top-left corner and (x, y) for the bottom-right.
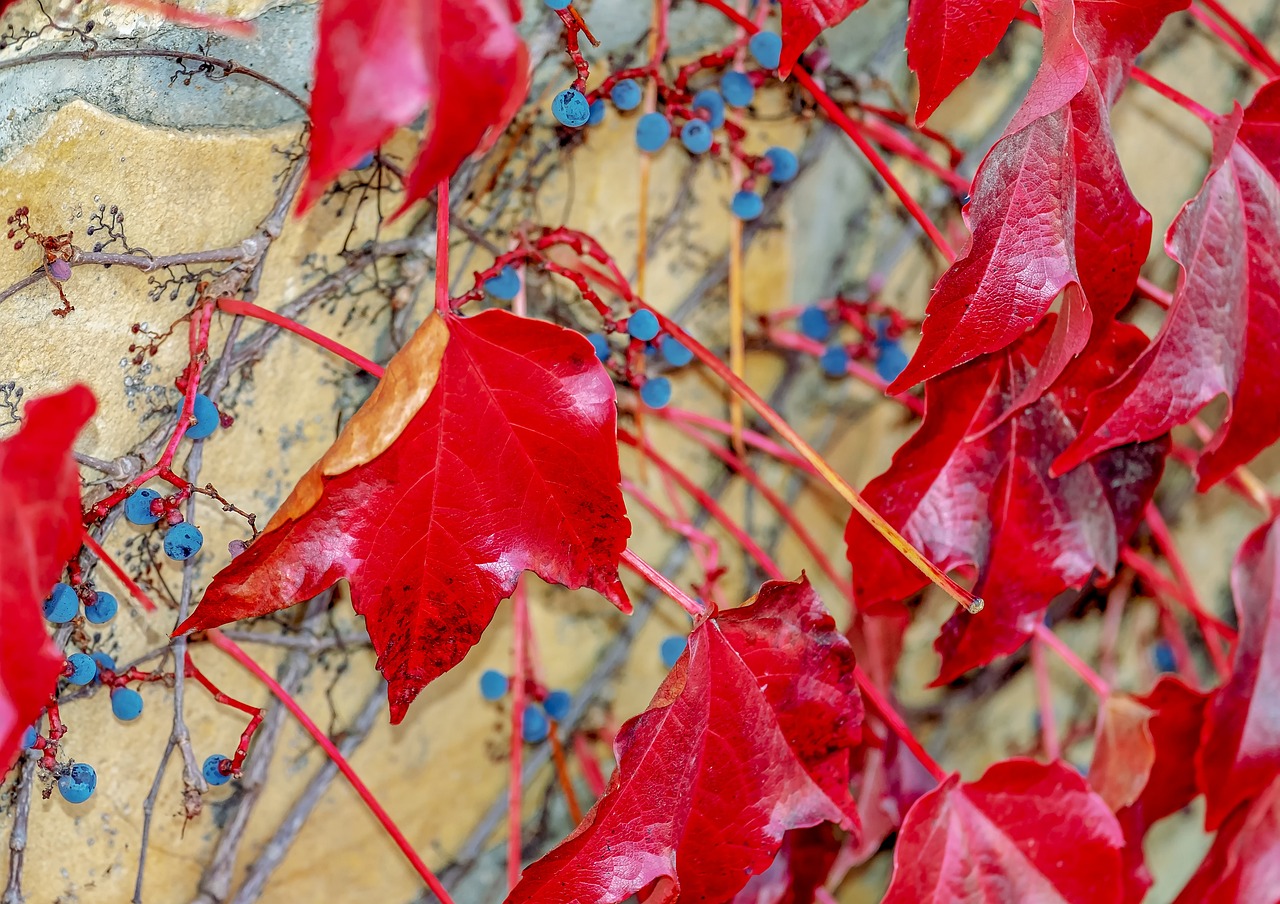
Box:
(2, 753), (38, 904)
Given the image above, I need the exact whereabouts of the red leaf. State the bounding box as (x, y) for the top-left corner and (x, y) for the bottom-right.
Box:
(1197, 516), (1280, 829)
(299, 0), (528, 214)
(1, 387), (95, 770)
(1057, 79), (1280, 487)
(847, 320), (1167, 683)
(732, 824), (844, 904)
(883, 759), (1129, 903)
(778, 0), (867, 77)
(505, 578), (862, 904)
(176, 311), (630, 722)
(889, 0), (1187, 394)
(1173, 775), (1280, 904)
(906, 0), (1022, 123)
(1089, 696), (1157, 813)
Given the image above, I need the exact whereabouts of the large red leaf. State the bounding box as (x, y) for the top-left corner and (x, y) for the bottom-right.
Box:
(299, 0), (528, 213)
(778, 0), (867, 77)
(1, 387), (95, 770)
(1057, 79), (1280, 488)
(1173, 775), (1280, 904)
(889, 0), (1187, 395)
(1197, 516), (1280, 829)
(505, 578), (862, 904)
(176, 311), (630, 722)
(906, 0), (1022, 123)
(882, 759), (1130, 903)
(847, 319), (1167, 683)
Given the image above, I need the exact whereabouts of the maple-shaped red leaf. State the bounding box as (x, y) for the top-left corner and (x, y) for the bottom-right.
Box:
(1057, 80), (1280, 488)
(847, 319), (1167, 683)
(506, 578), (862, 904)
(882, 759), (1129, 903)
(732, 824), (844, 904)
(889, 0), (1188, 395)
(906, 0), (1022, 123)
(1173, 775), (1280, 904)
(299, 0), (528, 214)
(778, 0), (866, 77)
(1197, 515), (1280, 830)
(176, 311), (630, 722)
(1, 387), (95, 770)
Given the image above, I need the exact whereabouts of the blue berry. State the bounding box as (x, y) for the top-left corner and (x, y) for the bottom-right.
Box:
(1153, 640), (1177, 673)
(586, 332), (611, 361)
(484, 265), (522, 301)
(661, 337), (694, 367)
(111, 687), (144, 721)
(522, 705), (550, 743)
(203, 754), (233, 786)
(43, 583), (78, 623)
(875, 341), (909, 383)
(22, 725), (38, 749)
(680, 120), (713, 154)
(627, 310), (661, 342)
(720, 71), (755, 107)
(587, 98), (606, 126)
(57, 763), (96, 804)
(185, 393), (220, 440)
(353, 152), (376, 170)
(691, 89), (726, 128)
(659, 635), (687, 669)
(544, 0), (572, 8)
(820, 345), (850, 377)
(640, 377), (672, 409)
(544, 690), (572, 721)
(764, 146), (799, 183)
(163, 522), (204, 561)
(552, 88), (591, 128)
(611, 78), (643, 111)
(479, 669), (509, 701)
(731, 190), (764, 221)
(66, 653), (97, 686)
(125, 487), (163, 525)
(748, 31), (783, 69)
(85, 591), (118, 625)
(799, 305), (832, 341)
(635, 113), (671, 152)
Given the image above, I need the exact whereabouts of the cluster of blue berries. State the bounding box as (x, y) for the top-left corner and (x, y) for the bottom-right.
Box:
(479, 669), (574, 744)
(797, 305), (910, 383)
(42, 582), (118, 625)
(584, 310), (693, 411)
(125, 486), (204, 561)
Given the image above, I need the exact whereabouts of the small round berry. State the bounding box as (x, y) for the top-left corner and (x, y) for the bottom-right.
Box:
(660, 635), (687, 669)
(552, 88), (591, 128)
(48, 258), (72, 281)
(484, 265), (521, 301)
(610, 78), (643, 111)
(163, 522), (204, 561)
(748, 31), (783, 69)
(203, 754), (233, 786)
(111, 687), (144, 721)
(691, 89), (726, 128)
(543, 690), (572, 722)
(587, 98), (606, 126)
(125, 487), (163, 525)
(1153, 640), (1177, 673)
(85, 591), (118, 625)
(57, 763), (96, 804)
(66, 653), (97, 686)
(522, 705), (551, 743)
(875, 341), (909, 383)
(661, 337), (694, 367)
(680, 119), (713, 154)
(43, 583), (79, 623)
(731, 190), (764, 221)
(587, 332), (611, 362)
(479, 669), (509, 701)
(799, 305), (832, 341)
(820, 345), (850, 377)
(627, 310), (660, 342)
(764, 146), (799, 183)
(720, 71), (755, 108)
(640, 377), (672, 409)
(22, 725), (38, 749)
(185, 393), (220, 440)
(353, 152), (376, 170)
(635, 113), (671, 152)
(544, 0), (572, 8)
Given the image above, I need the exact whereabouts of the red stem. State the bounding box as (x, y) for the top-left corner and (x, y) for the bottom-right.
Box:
(508, 579), (528, 891)
(81, 529), (157, 612)
(1031, 622), (1110, 699)
(206, 630), (456, 904)
(854, 666), (947, 783)
(1129, 68), (1218, 124)
(620, 548), (707, 618)
(1191, 1), (1280, 75)
(217, 299), (384, 376)
(436, 182), (451, 315)
(1030, 636), (1061, 761)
